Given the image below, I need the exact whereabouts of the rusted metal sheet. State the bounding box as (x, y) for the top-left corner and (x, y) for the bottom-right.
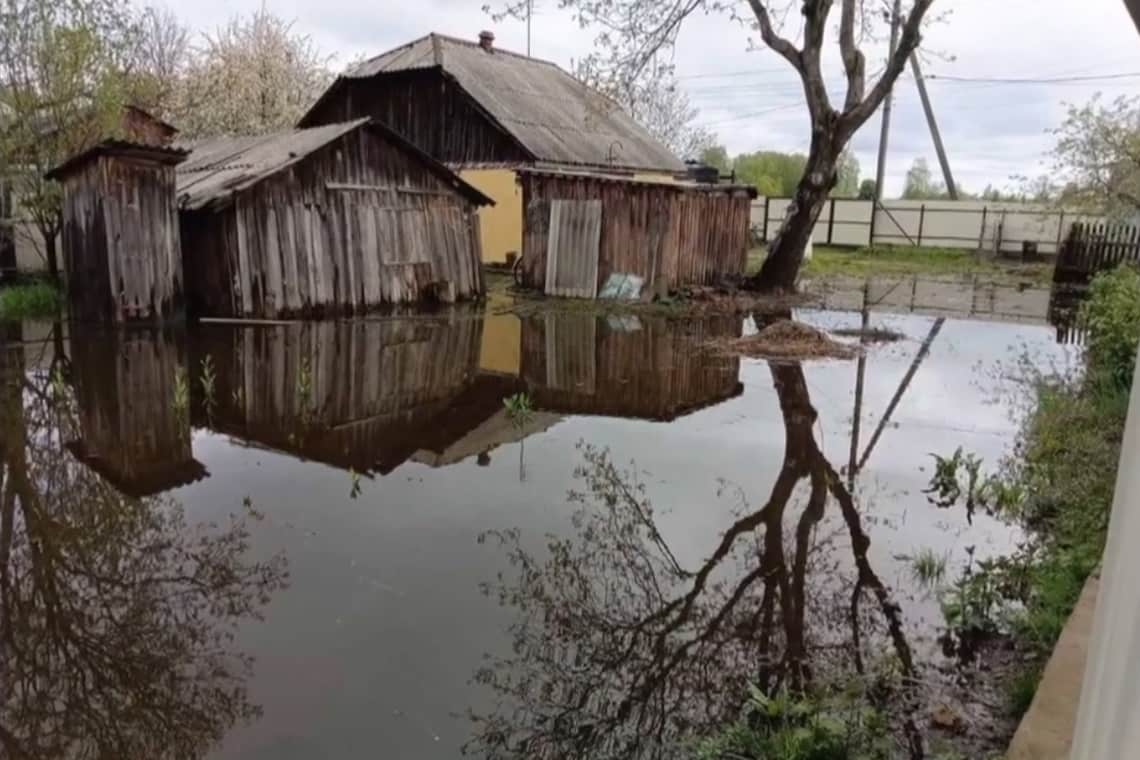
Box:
(301, 34), (685, 173)
(520, 170), (754, 297)
(545, 199), (601, 298)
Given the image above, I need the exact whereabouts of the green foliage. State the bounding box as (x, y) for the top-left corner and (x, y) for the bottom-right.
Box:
(734, 151), (808, 197)
(172, 366), (189, 425)
(199, 354), (217, 419)
(910, 548), (948, 590)
(696, 686), (890, 760)
(700, 144), (731, 173)
(1049, 94), (1140, 216)
(857, 179), (876, 200)
(773, 245), (1053, 285)
(503, 392), (534, 430)
(1006, 665), (1042, 718)
(902, 158), (949, 200)
(1081, 266), (1140, 389)
(0, 282), (62, 319)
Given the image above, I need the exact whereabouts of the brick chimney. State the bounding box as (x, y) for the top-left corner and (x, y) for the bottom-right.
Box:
(478, 30), (495, 52)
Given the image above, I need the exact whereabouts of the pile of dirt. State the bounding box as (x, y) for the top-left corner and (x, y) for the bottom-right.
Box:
(831, 326), (907, 343)
(710, 319), (858, 361)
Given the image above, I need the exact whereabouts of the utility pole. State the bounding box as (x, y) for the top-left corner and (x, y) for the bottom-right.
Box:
(526, 0), (532, 55)
(873, 0), (902, 201)
(910, 56), (958, 200)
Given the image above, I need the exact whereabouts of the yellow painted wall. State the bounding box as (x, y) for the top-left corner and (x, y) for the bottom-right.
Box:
(479, 313), (521, 376)
(459, 169), (522, 264)
(633, 172), (679, 184)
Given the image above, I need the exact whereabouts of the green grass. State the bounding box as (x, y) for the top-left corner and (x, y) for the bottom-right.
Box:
(0, 281), (62, 319)
(910, 548), (949, 589)
(747, 245), (1053, 285)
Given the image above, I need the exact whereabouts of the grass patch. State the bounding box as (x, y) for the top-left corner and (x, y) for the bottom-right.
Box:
(747, 245), (1052, 285)
(1006, 665), (1042, 719)
(0, 281), (62, 320)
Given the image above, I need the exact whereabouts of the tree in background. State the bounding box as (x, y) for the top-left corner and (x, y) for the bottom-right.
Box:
(1049, 94), (1140, 217)
(902, 157), (946, 200)
(0, 0), (142, 278)
(858, 178), (876, 200)
(734, 150), (807, 197)
(835, 149), (861, 197)
(576, 57), (715, 161)
(130, 6), (190, 118)
(491, 0), (936, 290)
(699, 144), (731, 173)
(168, 8), (332, 137)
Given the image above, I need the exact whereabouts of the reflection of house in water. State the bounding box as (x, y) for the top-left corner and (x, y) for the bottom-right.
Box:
(190, 318), (522, 474)
(66, 329), (208, 497)
(519, 314), (744, 420)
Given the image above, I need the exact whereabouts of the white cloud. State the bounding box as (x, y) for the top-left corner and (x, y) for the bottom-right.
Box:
(160, 0), (1140, 195)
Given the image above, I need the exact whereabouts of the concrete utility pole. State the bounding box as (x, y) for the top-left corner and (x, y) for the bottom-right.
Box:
(526, 0), (533, 55)
(910, 56), (958, 200)
(872, 0), (902, 201)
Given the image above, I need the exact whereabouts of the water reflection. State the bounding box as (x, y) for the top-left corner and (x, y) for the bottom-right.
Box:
(468, 360), (923, 760)
(0, 325), (287, 758)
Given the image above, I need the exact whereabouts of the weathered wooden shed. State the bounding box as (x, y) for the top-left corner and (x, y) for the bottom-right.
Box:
(298, 32), (686, 265)
(46, 141), (189, 323)
(517, 169), (757, 298)
(177, 118), (493, 319)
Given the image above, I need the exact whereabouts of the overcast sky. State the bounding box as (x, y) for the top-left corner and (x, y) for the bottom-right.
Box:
(167, 0), (1140, 196)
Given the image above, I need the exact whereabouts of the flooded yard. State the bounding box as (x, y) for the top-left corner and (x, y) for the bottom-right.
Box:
(0, 287), (1079, 758)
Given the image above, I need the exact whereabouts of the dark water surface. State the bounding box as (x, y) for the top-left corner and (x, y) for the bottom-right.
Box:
(0, 303), (1077, 759)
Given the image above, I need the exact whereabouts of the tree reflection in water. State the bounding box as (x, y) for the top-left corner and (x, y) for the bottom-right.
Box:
(470, 361), (924, 760)
(0, 329), (288, 759)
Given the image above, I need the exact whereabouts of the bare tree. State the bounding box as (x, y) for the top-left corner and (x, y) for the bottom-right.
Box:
(131, 5), (190, 118)
(492, 0), (938, 291)
(576, 56), (716, 161)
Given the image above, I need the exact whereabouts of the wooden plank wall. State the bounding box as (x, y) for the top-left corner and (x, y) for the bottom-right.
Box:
(519, 314), (744, 420)
(303, 70), (531, 165)
(189, 317), (484, 472)
(60, 156), (183, 323)
(519, 173), (752, 298)
(181, 128), (484, 320)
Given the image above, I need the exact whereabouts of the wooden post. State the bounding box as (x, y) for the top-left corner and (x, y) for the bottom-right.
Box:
(978, 206), (989, 254)
(917, 204), (926, 247)
(763, 196), (771, 243)
(827, 199), (836, 245)
(868, 199), (878, 247)
(1056, 210), (1066, 254)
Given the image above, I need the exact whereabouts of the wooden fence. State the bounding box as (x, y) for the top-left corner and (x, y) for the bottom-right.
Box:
(1053, 222), (1140, 287)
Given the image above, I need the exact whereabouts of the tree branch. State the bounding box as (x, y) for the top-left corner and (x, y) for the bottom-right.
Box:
(839, 0), (866, 110)
(747, 0), (803, 73)
(838, 0), (936, 136)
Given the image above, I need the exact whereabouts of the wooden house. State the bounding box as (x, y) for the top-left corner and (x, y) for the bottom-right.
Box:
(299, 32), (686, 264)
(518, 169), (756, 298)
(177, 118), (492, 319)
(46, 141), (189, 323)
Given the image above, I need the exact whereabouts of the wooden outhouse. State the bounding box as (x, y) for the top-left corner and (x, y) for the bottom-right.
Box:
(46, 141), (189, 323)
(177, 118), (493, 319)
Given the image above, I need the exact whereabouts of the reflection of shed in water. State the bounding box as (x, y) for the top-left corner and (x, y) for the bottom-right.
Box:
(190, 319), (521, 474)
(520, 314), (744, 420)
(66, 329), (208, 497)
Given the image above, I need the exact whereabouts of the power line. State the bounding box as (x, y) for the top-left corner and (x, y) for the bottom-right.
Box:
(927, 72), (1140, 84)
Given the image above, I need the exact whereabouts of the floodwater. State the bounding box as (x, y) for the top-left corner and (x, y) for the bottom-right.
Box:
(0, 287), (1079, 758)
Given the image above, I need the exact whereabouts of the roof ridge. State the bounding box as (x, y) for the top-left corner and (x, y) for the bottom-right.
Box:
(429, 32), (565, 71)
(350, 33), (435, 74)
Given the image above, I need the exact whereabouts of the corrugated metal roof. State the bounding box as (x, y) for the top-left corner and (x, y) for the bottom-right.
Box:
(334, 33), (685, 173)
(176, 120), (368, 210)
(176, 118), (493, 210)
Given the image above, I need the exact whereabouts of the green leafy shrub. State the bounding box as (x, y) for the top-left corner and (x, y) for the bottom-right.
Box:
(696, 686), (890, 760)
(0, 281), (62, 319)
(1082, 265), (1140, 389)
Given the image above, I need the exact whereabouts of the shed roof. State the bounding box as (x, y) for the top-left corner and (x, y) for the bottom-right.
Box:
(45, 140), (188, 181)
(176, 118), (493, 210)
(518, 167), (759, 198)
(304, 33), (686, 173)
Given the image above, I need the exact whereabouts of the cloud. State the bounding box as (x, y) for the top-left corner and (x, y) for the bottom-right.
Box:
(162, 0), (1140, 195)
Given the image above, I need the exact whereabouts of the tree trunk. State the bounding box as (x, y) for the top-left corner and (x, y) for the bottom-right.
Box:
(43, 230), (59, 282)
(749, 132), (840, 292)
